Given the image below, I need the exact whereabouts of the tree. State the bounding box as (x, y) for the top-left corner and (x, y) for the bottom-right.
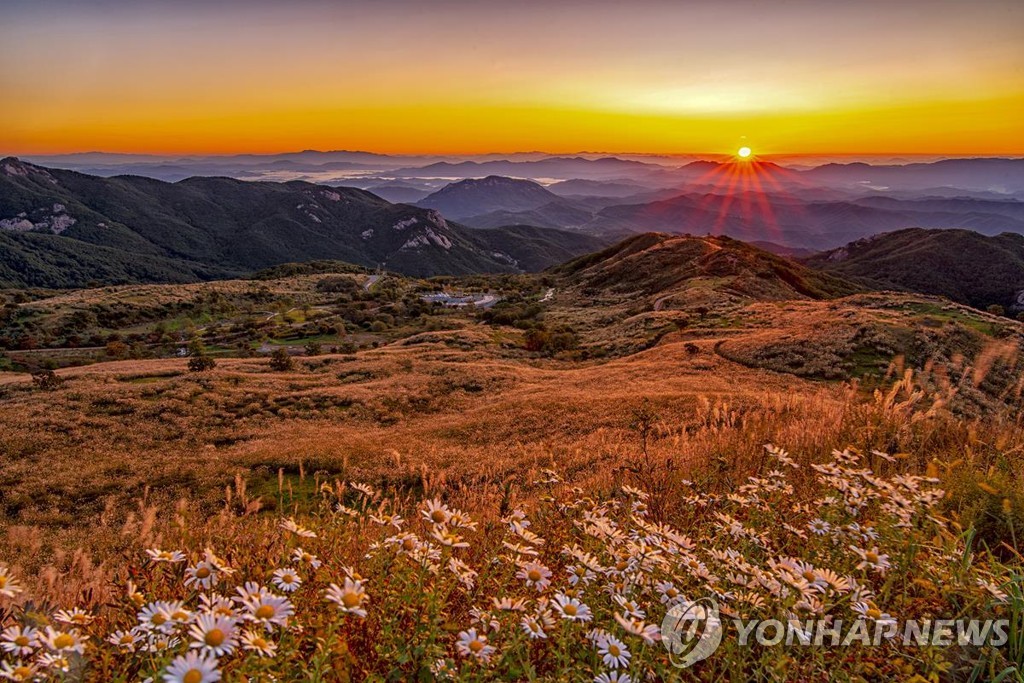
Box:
(270, 347), (294, 371)
(105, 340), (129, 359)
(187, 338), (216, 372)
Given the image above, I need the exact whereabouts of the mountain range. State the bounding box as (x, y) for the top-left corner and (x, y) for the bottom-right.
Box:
(0, 158), (604, 287)
(3, 158), (1024, 316)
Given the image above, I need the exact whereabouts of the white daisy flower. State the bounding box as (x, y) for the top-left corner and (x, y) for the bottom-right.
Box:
(515, 561), (552, 592)
(271, 567), (302, 593)
(552, 594), (593, 622)
(291, 548), (322, 569)
(850, 546), (891, 574)
(0, 626), (38, 657)
(0, 660), (38, 681)
(138, 601), (176, 633)
(520, 615), (548, 639)
(455, 628), (495, 662)
(163, 650), (221, 683)
(280, 518), (317, 538)
(187, 614), (238, 657)
(40, 627), (87, 655)
(145, 549), (186, 564)
(597, 634), (631, 669)
(421, 499), (452, 525)
(852, 601), (896, 626)
(241, 630), (278, 658)
(239, 592), (293, 630)
(594, 674), (632, 683)
(808, 519), (831, 535)
(325, 579), (368, 618)
(37, 652), (72, 673)
(184, 561), (220, 590)
(107, 629), (142, 652)
(0, 567), (22, 600)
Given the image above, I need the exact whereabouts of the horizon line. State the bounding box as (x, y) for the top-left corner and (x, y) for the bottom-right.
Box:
(7, 149), (1024, 160)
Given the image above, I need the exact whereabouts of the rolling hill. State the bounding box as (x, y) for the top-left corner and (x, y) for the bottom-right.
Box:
(555, 232), (860, 302)
(0, 159), (601, 287)
(806, 228), (1024, 311)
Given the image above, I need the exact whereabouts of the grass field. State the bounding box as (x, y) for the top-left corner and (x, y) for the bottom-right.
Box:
(1, 267), (1023, 680)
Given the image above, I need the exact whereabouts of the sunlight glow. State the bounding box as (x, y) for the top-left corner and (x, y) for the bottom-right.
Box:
(737, 146), (752, 159)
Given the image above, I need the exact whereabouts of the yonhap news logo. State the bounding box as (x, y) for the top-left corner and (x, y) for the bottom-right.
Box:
(660, 598), (723, 668)
(661, 597), (1009, 669)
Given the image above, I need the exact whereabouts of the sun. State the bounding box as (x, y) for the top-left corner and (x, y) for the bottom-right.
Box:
(737, 146), (752, 159)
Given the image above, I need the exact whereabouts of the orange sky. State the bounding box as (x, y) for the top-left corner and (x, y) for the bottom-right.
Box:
(2, 0), (1023, 156)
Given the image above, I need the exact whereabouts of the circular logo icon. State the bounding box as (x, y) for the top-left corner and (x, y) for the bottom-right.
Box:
(661, 597), (723, 669)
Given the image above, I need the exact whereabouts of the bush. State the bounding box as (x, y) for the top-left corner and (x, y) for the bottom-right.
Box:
(304, 342), (322, 356)
(31, 369), (64, 390)
(188, 355), (217, 372)
(269, 347), (295, 371)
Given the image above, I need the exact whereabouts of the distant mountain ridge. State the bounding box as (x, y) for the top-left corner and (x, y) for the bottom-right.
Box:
(0, 158), (602, 287)
(417, 176), (564, 218)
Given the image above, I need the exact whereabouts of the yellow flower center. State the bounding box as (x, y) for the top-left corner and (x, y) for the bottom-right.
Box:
(608, 644), (621, 656)
(13, 667), (32, 681)
(119, 634), (135, 645)
(195, 567), (212, 579)
(204, 628), (225, 647)
(14, 636), (29, 647)
(431, 510), (446, 523)
(402, 539), (416, 551)
(172, 610), (189, 620)
(255, 605), (276, 620)
(0, 576), (7, 588)
(865, 552), (879, 564)
(282, 574), (294, 584)
(527, 569), (542, 582)
(302, 553), (313, 562)
(866, 608), (881, 620)
(616, 561), (628, 571)
(666, 588), (678, 598)
(183, 670), (203, 683)
(342, 592), (361, 608)
(563, 604), (578, 616)
(53, 634), (74, 649)
(802, 570), (816, 582)
(251, 636), (268, 648)
(469, 639), (484, 653)
(151, 613), (167, 626)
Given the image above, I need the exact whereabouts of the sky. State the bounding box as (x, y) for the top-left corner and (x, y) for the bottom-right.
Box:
(1, 0), (1023, 156)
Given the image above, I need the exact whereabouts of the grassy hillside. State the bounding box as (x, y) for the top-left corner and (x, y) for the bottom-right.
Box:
(807, 227), (1024, 311)
(556, 232), (859, 300)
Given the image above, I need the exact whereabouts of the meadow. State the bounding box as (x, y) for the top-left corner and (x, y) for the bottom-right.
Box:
(0, 269), (1023, 681)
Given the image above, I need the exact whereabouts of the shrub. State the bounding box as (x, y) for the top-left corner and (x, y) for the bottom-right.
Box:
(269, 347), (295, 371)
(31, 369), (64, 390)
(188, 355), (217, 372)
(304, 341), (323, 356)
